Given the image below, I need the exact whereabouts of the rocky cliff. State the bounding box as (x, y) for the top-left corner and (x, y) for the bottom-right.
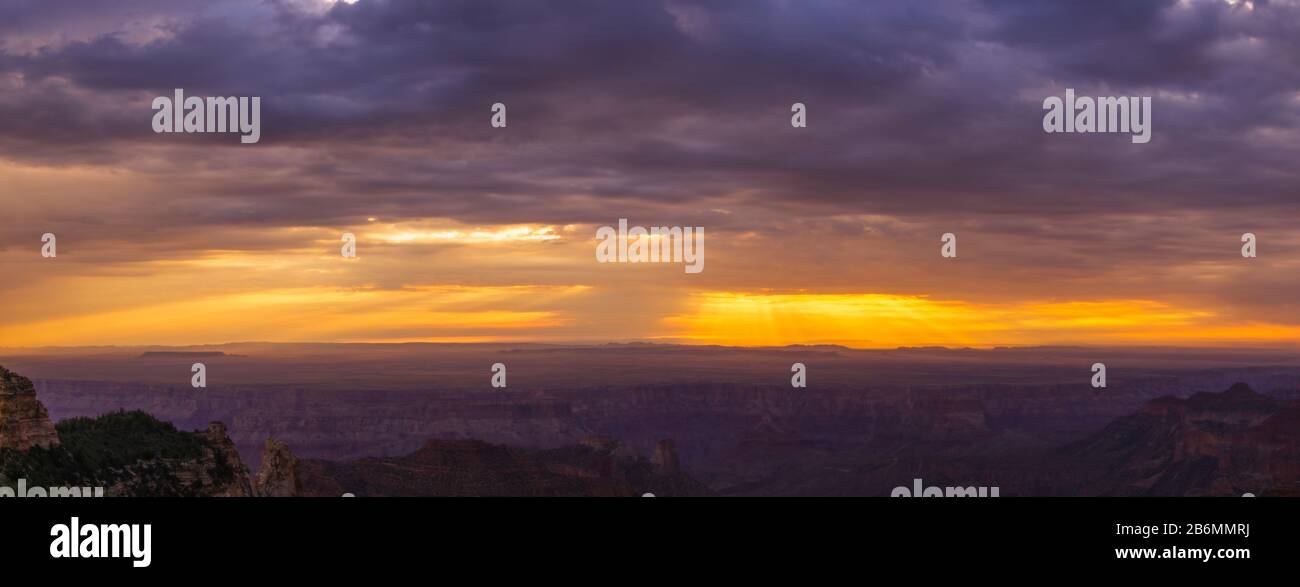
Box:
(0, 366), (60, 450)
(1061, 383), (1300, 496)
(1, 364), (254, 496)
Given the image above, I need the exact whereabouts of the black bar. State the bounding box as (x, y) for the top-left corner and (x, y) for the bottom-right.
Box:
(2, 497), (1287, 577)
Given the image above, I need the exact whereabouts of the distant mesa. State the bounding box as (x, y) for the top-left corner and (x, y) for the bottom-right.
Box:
(138, 351), (234, 358)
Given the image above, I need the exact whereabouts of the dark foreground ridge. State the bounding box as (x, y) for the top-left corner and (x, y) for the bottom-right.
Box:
(0, 408), (254, 497)
(287, 436), (713, 497)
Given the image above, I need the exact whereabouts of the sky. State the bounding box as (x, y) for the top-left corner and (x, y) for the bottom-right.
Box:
(1, 0), (1298, 348)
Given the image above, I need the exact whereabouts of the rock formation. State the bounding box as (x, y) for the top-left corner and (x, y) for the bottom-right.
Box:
(255, 438), (302, 497)
(651, 439), (680, 476)
(202, 422), (255, 497)
(0, 365), (60, 450)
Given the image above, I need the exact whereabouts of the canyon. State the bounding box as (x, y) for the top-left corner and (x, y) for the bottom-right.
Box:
(4, 343), (1300, 496)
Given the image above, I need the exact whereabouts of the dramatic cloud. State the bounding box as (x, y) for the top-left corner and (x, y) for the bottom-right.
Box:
(1, 0), (1297, 346)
